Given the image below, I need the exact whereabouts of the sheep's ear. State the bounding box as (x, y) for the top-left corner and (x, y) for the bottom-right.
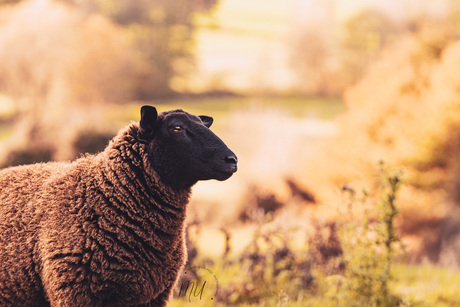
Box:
(140, 105), (158, 135)
(199, 115), (213, 128)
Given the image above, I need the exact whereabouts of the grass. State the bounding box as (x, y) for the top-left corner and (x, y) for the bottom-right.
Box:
(0, 95), (345, 143)
(392, 264), (460, 306)
(105, 95), (345, 123)
(169, 164), (460, 307)
(169, 253), (460, 306)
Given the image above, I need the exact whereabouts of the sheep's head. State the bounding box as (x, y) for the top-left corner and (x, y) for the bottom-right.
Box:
(139, 105), (238, 189)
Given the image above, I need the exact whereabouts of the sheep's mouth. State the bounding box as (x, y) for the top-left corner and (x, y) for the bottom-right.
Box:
(211, 166), (237, 180)
(212, 169), (235, 176)
(212, 164), (237, 174)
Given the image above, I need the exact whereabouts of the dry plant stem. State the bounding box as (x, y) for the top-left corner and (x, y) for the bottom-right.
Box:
(379, 163), (403, 304)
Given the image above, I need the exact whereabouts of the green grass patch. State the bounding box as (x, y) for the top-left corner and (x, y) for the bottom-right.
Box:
(392, 264), (460, 306)
(105, 95), (345, 126)
(153, 95), (346, 119)
(169, 256), (460, 306)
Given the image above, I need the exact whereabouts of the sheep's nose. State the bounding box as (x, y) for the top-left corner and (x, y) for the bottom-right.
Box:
(225, 155), (238, 165)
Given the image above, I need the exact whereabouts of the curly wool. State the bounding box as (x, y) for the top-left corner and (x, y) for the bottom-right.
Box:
(0, 123), (191, 306)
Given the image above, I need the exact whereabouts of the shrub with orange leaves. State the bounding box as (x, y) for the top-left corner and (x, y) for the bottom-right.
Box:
(301, 22), (460, 263)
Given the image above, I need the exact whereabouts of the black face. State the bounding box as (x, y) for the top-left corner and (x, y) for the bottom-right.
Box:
(139, 106), (238, 189)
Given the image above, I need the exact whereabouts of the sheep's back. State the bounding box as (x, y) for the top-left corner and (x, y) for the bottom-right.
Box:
(0, 162), (70, 216)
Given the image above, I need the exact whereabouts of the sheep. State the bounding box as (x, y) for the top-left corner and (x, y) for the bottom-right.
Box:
(0, 105), (238, 307)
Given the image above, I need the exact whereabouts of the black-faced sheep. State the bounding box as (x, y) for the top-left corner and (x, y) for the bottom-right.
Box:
(0, 106), (237, 306)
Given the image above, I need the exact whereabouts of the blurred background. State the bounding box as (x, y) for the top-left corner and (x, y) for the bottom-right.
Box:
(1, 0), (460, 305)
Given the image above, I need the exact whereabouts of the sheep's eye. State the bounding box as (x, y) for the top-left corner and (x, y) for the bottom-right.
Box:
(172, 125), (183, 132)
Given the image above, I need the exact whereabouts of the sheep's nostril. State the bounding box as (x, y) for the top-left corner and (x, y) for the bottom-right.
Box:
(225, 155), (238, 165)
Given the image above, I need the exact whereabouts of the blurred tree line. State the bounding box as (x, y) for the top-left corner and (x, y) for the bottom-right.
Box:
(0, 0), (219, 167)
(0, 0), (219, 99)
(291, 4), (460, 97)
(76, 0), (219, 98)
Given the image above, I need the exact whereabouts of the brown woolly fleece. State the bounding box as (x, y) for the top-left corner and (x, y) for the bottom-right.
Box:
(0, 123), (190, 306)
(0, 107), (237, 307)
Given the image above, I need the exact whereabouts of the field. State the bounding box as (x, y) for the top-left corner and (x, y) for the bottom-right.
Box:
(168, 261), (460, 306)
(1, 96), (460, 306)
(102, 95), (345, 126)
(50, 96), (457, 307)
(2, 0), (460, 305)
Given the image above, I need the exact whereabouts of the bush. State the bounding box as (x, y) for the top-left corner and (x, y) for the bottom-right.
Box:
(172, 163), (409, 307)
(72, 129), (113, 158)
(338, 162), (405, 307)
(1, 144), (54, 168)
